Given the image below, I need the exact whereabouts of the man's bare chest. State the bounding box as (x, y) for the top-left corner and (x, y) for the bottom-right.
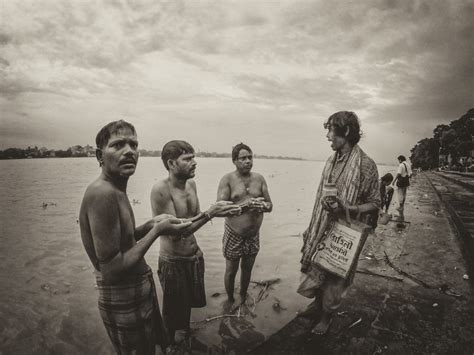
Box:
(171, 189), (199, 218)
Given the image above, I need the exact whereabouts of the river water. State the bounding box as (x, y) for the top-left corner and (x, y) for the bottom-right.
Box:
(0, 157), (394, 353)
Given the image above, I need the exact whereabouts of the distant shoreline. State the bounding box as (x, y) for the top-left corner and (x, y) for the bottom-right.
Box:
(0, 156), (399, 165)
(0, 155), (308, 162)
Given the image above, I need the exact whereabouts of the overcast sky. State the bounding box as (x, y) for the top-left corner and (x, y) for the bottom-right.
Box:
(1, 0), (472, 163)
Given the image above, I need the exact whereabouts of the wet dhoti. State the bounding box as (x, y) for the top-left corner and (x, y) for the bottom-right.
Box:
(222, 222), (260, 260)
(95, 267), (169, 354)
(158, 249), (206, 331)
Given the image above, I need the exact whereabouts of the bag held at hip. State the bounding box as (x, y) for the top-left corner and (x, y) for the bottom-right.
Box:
(312, 208), (371, 279)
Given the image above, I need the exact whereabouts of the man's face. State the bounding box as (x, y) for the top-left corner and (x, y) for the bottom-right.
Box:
(100, 128), (139, 178)
(326, 125), (347, 152)
(171, 152), (196, 179)
(234, 149), (253, 173)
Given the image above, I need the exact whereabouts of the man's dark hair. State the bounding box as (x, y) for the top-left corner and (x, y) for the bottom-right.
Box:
(232, 143), (252, 161)
(324, 111), (362, 145)
(161, 140), (194, 170)
(398, 155), (406, 162)
(96, 120), (136, 149)
(381, 173), (394, 184)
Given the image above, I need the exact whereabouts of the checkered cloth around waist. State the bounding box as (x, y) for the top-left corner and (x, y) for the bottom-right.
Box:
(222, 222), (260, 259)
(95, 266), (169, 352)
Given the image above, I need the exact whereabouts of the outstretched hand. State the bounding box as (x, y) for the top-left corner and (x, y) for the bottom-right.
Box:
(209, 200), (242, 217)
(246, 197), (269, 212)
(151, 213), (176, 224)
(153, 216), (192, 236)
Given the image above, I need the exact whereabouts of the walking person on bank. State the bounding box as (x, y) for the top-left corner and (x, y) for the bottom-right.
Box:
(79, 120), (192, 353)
(217, 143), (273, 309)
(392, 155), (412, 215)
(299, 111), (380, 335)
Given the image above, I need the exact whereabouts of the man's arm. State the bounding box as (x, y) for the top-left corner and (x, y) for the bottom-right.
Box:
(151, 180), (239, 238)
(217, 175), (231, 201)
(135, 214), (177, 241)
(392, 164), (402, 185)
(349, 164), (381, 213)
(134, 221), (154, 241)
(178, 181), (240, 237)
(260, 176), (273, 212)
(89, 190), (189, 283)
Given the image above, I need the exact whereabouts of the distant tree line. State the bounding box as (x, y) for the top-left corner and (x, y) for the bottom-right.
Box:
(0, 145), (304, 161)
(0, 145), (96, 159)
(410, 109), (474, 170)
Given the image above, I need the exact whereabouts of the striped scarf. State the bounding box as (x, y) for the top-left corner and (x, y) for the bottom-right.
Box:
(300, 144), (362, 272)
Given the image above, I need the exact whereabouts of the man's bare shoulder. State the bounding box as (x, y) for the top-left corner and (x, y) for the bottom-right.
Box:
(251, 172), (266, 182)
(151, 179), (170, 197)
(80, 179), (118, 219)
(83, 179), (117, 202)
(220, 172), (234, 183)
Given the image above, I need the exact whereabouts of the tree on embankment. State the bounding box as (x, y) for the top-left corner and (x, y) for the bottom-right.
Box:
(410, 109), (474, 169)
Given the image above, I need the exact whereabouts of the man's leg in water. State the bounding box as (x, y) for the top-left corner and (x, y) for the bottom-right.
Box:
(225, 258), (240, 302)
(240, 254), (257, 301)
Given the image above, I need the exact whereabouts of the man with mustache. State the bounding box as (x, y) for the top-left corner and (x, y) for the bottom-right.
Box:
(79, 120), (191, 353)
(150, 140), (240, 345)
(217, 143), (273, 308)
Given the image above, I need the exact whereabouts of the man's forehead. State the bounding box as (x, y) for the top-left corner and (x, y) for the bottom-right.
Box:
(179, 152), (195, 159)
(238, 149), (252, 156)
(109, 128), (137, 140)
(109, 128), (138, 142)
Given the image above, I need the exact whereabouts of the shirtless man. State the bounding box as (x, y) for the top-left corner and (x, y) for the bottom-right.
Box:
(150, 140), (240, 344)
(217, 143), (273, 307)
(79, 120), (191, 353)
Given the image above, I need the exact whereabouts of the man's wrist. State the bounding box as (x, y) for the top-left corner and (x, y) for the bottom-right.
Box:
(152, 223), (163, 236)
(147, 219), (155, 232)
(204, 210), (213, 220)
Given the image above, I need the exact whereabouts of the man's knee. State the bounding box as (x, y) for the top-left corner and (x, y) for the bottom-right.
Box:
(225, 259), (239, 276)
(240, 255), (256, 273)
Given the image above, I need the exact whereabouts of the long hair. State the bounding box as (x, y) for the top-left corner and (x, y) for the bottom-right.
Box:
(324, 111), (362, 145)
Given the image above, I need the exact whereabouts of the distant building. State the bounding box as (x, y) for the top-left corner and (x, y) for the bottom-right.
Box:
(84, 144), (95, 156)
(70, 145), (83, 156)
(39, 147), (48, 156)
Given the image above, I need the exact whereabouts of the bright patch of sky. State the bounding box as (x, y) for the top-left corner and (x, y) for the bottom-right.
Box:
(1, 0), (472, 163)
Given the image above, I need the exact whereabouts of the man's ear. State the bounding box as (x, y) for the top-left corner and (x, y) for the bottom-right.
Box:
(345, 126), (350, 137)
(96, 149), (103, 163)
(167, 159), (175, 170)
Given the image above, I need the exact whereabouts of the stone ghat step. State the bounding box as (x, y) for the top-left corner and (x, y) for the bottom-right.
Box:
(427, 172), (474, 262)
(436, 172), (474, 192)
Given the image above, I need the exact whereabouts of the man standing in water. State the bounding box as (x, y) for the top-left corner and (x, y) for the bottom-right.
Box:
(150, 140), (240, 345)
(79, 120), (191, 353)
(217, 143), (273, 308)
(299, 112), (380, 335)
